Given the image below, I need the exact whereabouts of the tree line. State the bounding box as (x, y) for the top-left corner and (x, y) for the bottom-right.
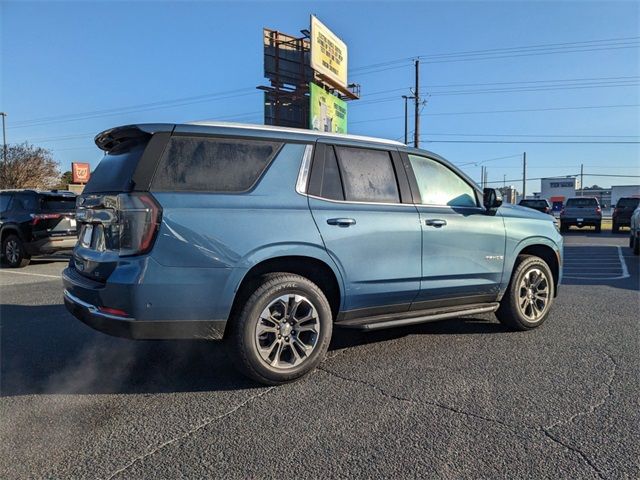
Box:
(0, 143), (74, 190)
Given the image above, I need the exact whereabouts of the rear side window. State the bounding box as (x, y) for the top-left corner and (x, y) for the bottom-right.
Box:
(566, 198), (598, 207)
(308, 145), (344, 201)
(152, 136), (282, 192)
(335, 147), (399, 203)
(408, 155), (477, 207)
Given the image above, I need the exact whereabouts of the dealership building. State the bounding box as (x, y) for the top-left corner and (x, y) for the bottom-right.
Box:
(539, 177), (581, 211)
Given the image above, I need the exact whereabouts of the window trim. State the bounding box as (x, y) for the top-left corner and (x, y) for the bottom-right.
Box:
(402, 152), (483, 209)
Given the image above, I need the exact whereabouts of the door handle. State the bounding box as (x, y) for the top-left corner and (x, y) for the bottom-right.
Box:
(425, 219), (447, 228)
(327, 218), (356, 227)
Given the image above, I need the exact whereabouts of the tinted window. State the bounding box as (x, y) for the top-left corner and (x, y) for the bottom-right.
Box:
(617, 198), (639, 208)
(152, 136), (281, 192)
(566, 198), (598, 207)
(42, 196), (76, 211)
(308, 145), (344, 200)
(84, 144), (147, 194)
(408, 155), (477, 207)
(520, 200), (548, 208)
(0, 194), (11, 212)
(335, 147), (399, 203)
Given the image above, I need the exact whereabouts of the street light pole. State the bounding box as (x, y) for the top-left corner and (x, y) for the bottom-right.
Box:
(0, 112), (7, 162)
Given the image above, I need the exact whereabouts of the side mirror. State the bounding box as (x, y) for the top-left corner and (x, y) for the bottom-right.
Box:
(483, 188), (503, 210)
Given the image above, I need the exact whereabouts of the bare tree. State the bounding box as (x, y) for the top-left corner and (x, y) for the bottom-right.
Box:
(0, 143), (60, 189)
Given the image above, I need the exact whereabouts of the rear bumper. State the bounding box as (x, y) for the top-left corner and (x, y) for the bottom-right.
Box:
(63, 289), (226, 340)
(560, 217), (601, 226)
(613, 218), (631, 226)
(25, 236), (77, 255)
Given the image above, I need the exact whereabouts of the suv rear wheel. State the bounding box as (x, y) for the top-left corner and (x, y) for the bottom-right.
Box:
(226, 273), (333, 385)
(2, 234), (31, 268)
(595, 222), (602, 233)
(496, 255), (555, 331)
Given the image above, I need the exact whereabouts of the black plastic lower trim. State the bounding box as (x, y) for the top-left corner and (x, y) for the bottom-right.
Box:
(64, 291), (226, 340)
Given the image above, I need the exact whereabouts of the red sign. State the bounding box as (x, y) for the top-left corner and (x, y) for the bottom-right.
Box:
(72, 162), (91, 183)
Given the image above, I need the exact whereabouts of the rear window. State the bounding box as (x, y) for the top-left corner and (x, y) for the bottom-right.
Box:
(151, 136), (282, 192)
(566, 198), (598, 207)
(41, 196), (76, 211)
(617, 198), (640, 208)
(84, 144), (146, 193)
(520, 200), (547, 208)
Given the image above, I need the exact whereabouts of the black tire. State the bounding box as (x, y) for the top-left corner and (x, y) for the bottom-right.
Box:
(560, 222), (568, 233)
(595, 222), (602, 233)
(225, 273), (333, 385)
(634, 234), (640, 256)
(496, 255), (555, 331)
(630, 233), (634, 249)
(1, 234), (30, 268)
(612, 222), (619, 234)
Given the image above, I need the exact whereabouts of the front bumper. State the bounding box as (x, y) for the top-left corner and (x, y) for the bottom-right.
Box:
(63, 288), (226, 340)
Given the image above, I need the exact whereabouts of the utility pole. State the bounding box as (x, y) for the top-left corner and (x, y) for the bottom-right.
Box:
(480, 166), (485, 189)
(414, 59), (420, 148)
(0, 112), (6, 163)
(484, 168), (488, 190)
(402, 95), (413, 145)
(580, 163), (584, 196)
(522, 152), (527, 199)
(503, 174), (506, 188)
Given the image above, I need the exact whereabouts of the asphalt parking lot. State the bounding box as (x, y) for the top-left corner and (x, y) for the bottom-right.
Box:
(1, 232), (638, 479)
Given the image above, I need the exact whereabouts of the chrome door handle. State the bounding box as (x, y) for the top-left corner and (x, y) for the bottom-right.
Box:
(425, 219), (447, 228)
(327, 218), (356, 227)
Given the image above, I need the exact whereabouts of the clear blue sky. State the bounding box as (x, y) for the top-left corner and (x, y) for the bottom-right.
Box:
(2, 0), (639, 193)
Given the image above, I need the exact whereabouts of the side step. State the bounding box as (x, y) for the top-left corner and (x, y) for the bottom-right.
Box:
(335, 303), (500, 331)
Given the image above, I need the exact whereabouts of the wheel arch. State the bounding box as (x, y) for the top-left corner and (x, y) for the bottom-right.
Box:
(515, 243), (560, 296)
(226, 254), (343, 337)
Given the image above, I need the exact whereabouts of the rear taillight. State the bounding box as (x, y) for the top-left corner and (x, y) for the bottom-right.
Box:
(560, 208), (565, 215)
(98, 306), (129, 317)
(596, 207), (602, 215)
(30, 213), (61, 225)
(117, 192), (161, 256)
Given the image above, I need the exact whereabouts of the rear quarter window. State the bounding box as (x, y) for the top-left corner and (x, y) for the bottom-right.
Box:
(151, 136), (282, 192)
(0, 194), (12, 212)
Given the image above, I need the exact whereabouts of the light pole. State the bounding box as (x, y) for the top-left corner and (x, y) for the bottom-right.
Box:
(0, 112), (6, 162)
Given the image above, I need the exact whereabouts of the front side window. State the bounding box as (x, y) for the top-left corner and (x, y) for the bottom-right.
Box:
(152, 136), (282, 192)
(408, 155), (477, 207)
(335, 147), (399, 203)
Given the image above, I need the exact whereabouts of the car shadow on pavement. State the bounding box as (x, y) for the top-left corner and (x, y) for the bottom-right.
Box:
(1, 303), (505, 397)
(0, 304), (257, 397)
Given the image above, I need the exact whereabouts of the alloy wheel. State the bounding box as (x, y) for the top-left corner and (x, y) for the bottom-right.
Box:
(254, 294), (320, 369)
(5, 240), (19, 264)
(517, 267), (550, 322)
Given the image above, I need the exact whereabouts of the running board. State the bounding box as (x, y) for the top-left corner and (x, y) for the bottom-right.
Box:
(335, 303), (500, 331)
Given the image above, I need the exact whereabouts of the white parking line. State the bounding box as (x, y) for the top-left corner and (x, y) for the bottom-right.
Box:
(0, 270), (60, 279)
(563, 246), (629, 280)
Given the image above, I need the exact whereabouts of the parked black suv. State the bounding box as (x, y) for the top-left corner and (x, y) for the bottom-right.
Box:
(0, 190), (78, 267)
(612, 197), (640, 233)
(518, 199), (552, 214)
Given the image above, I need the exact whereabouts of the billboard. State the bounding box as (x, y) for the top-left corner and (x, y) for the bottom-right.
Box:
(309, 82), (347, 134)
(72, 162), (91, 183)
(310, 15), (348, 89)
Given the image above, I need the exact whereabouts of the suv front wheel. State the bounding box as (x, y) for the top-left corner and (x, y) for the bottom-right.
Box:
(226, 273), (333, 385)
(2, 234), (31, 268)
(496, 255), (555, 331)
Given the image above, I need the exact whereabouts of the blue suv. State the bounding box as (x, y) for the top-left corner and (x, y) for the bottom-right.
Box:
(63, 123), (563, 384)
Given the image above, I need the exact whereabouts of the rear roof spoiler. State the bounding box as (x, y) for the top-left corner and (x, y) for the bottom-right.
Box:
(94, 124), (174, 153)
